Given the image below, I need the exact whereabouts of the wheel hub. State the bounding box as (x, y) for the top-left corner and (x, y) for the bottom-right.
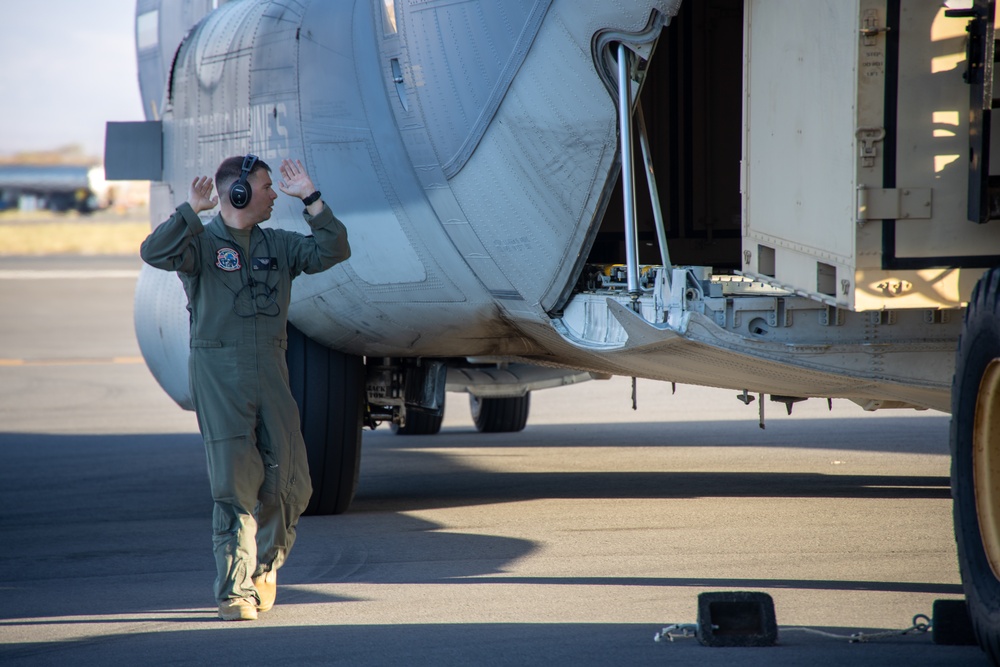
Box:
(974, 358), (1000, 579)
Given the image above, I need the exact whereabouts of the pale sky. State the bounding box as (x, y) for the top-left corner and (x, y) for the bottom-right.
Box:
(0, 0), (145, 159)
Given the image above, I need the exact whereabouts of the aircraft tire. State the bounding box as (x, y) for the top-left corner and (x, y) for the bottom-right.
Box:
(391, 409), (444, 435)
(470, 393), (530, 433)
(287, 323), (364, 516)
(951, 267), (1000, 662)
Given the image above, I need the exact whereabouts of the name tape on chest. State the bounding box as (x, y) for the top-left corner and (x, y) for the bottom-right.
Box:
(252, 257), (279, 271)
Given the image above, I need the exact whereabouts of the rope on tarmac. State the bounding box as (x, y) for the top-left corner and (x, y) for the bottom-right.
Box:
(653, 624), (697, 642)
(653, 614), (932, 644)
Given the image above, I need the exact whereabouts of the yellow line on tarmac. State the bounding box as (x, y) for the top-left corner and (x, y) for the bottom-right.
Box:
(0, 356), (144, 367)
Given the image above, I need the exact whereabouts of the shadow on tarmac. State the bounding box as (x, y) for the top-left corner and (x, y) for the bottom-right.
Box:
(0, 429), (957, 590)
(0, 621), (986, 667)
(0, 430), (984, 666)
(419, 415), (952, 455)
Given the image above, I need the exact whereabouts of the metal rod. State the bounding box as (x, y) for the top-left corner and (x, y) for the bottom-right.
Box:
(617, 43), (641, 299)
(636, 102), (672, 282)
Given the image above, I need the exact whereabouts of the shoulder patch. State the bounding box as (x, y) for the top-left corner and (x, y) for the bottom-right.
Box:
(216, 247), (241, 271)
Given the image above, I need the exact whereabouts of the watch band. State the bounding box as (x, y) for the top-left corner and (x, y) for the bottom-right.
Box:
(302, 190), (321, 206)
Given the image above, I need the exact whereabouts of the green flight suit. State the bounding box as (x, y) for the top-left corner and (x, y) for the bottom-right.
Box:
(140, 201), (350, 604)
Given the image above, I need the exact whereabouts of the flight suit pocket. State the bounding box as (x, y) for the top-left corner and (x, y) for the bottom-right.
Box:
(204, 435), (265, 512)
(257, 429), (310, 507)
(258, 443), (281, 504)
(286, 429), (312, 511)
(191, 338), (239, 349)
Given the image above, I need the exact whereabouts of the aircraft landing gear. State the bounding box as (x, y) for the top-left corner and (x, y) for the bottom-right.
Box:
(391, 409), (443, 435)
(952, 267), (1000, 662)
(287, 323), (364, 516)
(470, 393), (530, 433)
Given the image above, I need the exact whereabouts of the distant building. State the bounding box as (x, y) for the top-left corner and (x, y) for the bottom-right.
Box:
(0, 164), (97, 213)
(0, 145), (151, 214)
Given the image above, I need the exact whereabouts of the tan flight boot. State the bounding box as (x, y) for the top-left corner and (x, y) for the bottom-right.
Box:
(253, 569), (277, 612)
(218, 598), (258, 621)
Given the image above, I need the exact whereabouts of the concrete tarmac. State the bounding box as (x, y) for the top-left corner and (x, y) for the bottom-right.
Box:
(0, 255), (989, 665)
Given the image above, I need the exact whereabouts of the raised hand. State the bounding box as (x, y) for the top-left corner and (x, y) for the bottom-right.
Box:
(277, 159), (317, 200)
(188, 175), (218, 213)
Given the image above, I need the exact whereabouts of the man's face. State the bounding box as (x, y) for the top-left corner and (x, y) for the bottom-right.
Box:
(246, 169), (277, 224)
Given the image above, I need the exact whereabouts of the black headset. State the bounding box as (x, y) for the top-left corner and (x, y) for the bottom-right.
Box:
(229, 154), (259, 209)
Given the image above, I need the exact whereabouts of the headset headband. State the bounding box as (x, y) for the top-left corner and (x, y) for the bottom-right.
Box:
(240, 154), (258, 178)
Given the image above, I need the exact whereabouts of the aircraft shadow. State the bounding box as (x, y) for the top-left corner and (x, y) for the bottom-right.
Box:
(354, 464), (950, 507)
(0, 431), (957, 627)
(414, 415), (952, 455)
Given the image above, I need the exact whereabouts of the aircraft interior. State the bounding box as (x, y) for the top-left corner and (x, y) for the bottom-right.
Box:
(586, 0), (744, 281)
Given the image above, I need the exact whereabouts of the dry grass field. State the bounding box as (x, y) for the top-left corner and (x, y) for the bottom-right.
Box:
(0, 209), (150, 256)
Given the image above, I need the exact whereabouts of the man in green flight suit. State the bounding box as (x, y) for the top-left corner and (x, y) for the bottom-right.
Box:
(140, 155), (351, 620)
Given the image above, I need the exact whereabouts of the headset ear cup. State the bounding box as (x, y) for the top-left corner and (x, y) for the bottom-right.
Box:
(229, 154), (258, 209)
(230, 181), (251, 209)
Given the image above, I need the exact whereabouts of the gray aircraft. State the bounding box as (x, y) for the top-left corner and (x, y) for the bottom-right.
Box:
(107, 0), (1000, 657)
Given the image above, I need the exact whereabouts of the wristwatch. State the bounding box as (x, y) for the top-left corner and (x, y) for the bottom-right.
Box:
(302, 190), (322, 206)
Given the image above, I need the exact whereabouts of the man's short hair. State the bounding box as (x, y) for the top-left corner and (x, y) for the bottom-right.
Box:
(215, 155), (272, 193)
